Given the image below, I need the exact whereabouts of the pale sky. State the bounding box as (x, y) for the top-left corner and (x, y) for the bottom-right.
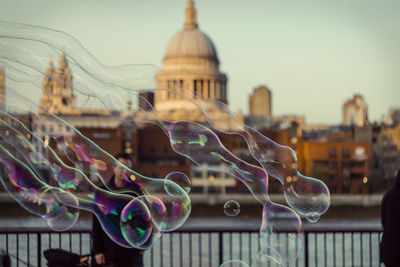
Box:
(0, 0), (399, 124)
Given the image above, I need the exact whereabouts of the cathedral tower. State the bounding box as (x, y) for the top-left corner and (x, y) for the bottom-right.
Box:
(249, 85), (272, 118)
(154, 0), (228, 116)
(39, 51), (78, 115)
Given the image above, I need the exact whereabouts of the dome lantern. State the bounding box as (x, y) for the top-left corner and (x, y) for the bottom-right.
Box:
(184, 0), (198, 30)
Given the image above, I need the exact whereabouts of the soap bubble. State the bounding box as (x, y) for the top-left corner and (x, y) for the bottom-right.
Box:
(46, 188), (80, 231)
(0, 20), (333, 262)
(164, 172), (191, 196)
(305, 212), (320, 223)
(223, 200), (240, 216)
(0, 150), (79, 231)
(120, 197), (153, 247)
(0, 110), (191, 247)
(258, 203), (304, 266)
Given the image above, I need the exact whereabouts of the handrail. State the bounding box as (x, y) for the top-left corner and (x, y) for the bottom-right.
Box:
(0, 225), (383, 267)
(0, 225), (383, 233)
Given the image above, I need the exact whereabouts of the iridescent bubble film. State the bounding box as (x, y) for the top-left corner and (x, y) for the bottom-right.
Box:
(258, 203), (303, 266)
(223, 200), (240, 217)
(120, 197), (153, 248)
(164, 172), (191, 196)
(0, 19), (332, 263)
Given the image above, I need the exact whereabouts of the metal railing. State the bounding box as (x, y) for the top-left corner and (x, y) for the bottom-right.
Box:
(0, 226), (383, 267)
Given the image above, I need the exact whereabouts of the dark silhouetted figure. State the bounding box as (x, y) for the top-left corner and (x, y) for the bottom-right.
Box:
(380, 169), (400, 267)
(92, 153), (144, 267)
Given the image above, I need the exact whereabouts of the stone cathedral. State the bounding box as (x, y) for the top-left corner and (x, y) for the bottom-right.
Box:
(39, 0), (243, 130)
(139, 0), (243, 129)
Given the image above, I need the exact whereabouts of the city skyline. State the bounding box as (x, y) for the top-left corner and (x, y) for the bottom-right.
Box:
(0, 0), (399, 124)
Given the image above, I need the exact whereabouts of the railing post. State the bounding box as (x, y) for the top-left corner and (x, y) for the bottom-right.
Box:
(37, 233), (41, 267)
(304, 232), (309, 267)
(218, 232), (223, 265)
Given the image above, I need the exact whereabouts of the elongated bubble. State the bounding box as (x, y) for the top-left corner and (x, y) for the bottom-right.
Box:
(0, 108), (191, 247)
(0, 146), (79, 231)
(258, 203), (303, 265)
(1, 20), (329, 222)
(0, 20), (332, 262)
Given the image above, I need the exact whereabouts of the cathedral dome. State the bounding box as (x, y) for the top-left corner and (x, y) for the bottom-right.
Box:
(164, 29), (218, 61)
(154, 0), (228, 115)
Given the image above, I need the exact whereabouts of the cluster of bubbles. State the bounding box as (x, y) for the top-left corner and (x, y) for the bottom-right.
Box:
(0, 20), (331, 264)
(0, 111), (191, 249)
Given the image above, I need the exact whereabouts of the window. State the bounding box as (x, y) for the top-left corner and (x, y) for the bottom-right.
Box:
(191, 186), (203, 193)
(329, 161), (337, 169)
(329, 147), (337, 158)
(343, 162), (350, 169)
(208, 186), (221, 194)
(191, 170), (203, 178)
(225, 186), (236, 194)
(342, 148), (351, 159)
(351, 161), (365, 168)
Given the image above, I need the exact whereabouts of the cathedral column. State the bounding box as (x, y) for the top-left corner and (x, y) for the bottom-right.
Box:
(207, 80), (211, 98)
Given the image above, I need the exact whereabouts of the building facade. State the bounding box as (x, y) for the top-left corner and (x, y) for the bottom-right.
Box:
(249, 85), (272, 118)
(382, 107), (400, 126)
(342, 94), (368, 127)
(299, 139), (371, 193)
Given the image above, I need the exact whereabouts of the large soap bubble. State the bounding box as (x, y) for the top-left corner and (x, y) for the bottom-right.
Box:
(0, 19), (332, 263)
(0, 108), (191, 247)
(120, 197), (153, 248)
(0, 20), (330, 224)
(0, 147), (79, 231)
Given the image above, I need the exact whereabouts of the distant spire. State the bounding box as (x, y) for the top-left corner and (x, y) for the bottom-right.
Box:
(58, 48), (67, 68)
(184, 0), (198, 30)
(46, 56), (54, 73)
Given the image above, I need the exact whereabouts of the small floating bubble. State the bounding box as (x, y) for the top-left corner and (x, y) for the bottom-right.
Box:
(223, 200), (240, 216)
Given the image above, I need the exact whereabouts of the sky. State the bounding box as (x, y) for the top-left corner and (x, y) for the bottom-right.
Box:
(0, 0), (399, 124)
